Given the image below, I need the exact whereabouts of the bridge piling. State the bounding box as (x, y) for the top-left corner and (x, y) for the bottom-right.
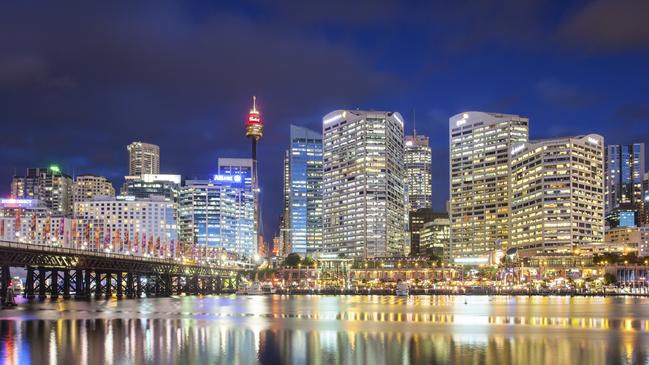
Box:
(116, 272), (123, 299)
(63, 270), (71, 299)
(50, 269), (59, 299)
(38, 268), (46, 300)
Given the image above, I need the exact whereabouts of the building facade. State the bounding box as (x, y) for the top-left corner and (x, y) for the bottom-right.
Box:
(0, 198), (74, 246)
(322, 110), (406, 258)
(510, 134), (605, 254)
(408, 208), (447, 256)
(605, 144), (645, 227)
(11, 166), (73, 216)
(282, 125), (323, 256)
(449, 112), (529, 261)
(121, 174), (181, 202)
(74, 195), (177, 255)
(419, 218), (451, 261)
(605, 144), (644, 211)
(218, 158), (259, 257)
(404, 133), (432, 211)
(179, 177), (255, 258)
(127, 141), (160, 176)
(73, 174), (115, 203)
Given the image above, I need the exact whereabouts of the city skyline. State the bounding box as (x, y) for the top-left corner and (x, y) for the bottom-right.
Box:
(1, 2), (648, 243)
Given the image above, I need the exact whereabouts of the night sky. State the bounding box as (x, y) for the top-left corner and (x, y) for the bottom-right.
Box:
(1, 1), (648, 241)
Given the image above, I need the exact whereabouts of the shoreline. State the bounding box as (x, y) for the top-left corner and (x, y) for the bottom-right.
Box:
(273, 288), (649, 297)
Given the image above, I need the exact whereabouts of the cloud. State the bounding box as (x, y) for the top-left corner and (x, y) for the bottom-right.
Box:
(0, 1), (394, 239)
(615, 104), (649, 121)
(558, 0), (649, 50)
(534, 78), (597, 109)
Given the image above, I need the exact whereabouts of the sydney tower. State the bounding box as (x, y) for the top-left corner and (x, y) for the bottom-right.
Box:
(245, 96), (264, 257)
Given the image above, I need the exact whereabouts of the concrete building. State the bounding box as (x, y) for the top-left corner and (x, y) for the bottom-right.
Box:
(510, 134), (605, 255)
(179, 177), (255, 258)
(404, 133), (432, 211)
(449, 112), (529, 262)
(73, 174), (115, 203)
(322, 110), (406, 258)
(282, 125), (323, 256)
(127, 142), (160, 176)
(74, 195), (177, 255)
(0, 198), (73, 246)
(11, 166), (73, 216)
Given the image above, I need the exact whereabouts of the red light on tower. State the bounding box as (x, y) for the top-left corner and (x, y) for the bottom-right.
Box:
(245, 96), (263, 140)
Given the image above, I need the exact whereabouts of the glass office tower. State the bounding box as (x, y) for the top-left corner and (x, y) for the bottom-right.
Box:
(283, 125), (323, 256)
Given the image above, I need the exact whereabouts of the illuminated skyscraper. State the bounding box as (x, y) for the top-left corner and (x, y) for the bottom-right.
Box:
(404, 133), (432, 211)
(510, 135), (605, 253)
(244, 97), (263, 257)
(449, 112), (529, 262)
(322, 110), (406, 258)
(73, 174), (115, 203)
(217, 158), (256, 257)
(127, 141), (160, 176)
(11, 166), (73, 216)
(282, 125), (323, 256)
(605, 143), (645, 227)
(179, 175), (254, 257)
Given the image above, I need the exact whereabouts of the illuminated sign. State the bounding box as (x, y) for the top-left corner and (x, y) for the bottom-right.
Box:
(116, 195), (136, 201)
(247, 113), (261, 125)
(1, 198), (34, 206)
(587, 136), (599, 146)
(49, 164), (60, 173)
(213, 174), (243, 183)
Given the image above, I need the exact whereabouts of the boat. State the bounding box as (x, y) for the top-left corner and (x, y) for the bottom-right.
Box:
(237, 281), (264, 295)
(261, 282), (276, 294)
(396, 281), (410, 296)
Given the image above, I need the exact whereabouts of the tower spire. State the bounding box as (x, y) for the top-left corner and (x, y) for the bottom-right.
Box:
(252, 95), (257, 113)
(412, 109), (417, 137)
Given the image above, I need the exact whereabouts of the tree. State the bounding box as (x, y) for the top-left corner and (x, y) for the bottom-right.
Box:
(302, 256), (315, 268)
(603, 273), (617, 285)
(283, 253), (301, 268)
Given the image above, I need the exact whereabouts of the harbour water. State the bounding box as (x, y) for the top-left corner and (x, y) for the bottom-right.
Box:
(0, 295), (647, 364)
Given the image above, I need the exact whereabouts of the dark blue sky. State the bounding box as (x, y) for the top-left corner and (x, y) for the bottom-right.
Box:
(1, 1), (648, 240)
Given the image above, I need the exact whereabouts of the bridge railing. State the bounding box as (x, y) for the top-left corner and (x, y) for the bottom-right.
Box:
(0, 239), (249, 270)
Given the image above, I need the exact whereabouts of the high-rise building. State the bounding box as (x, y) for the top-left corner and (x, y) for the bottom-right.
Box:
(121, 174), (181, 202)
(127, 142), (160, 176)
(605, 144), (645, 227)
(179, 176), (254, 258)
(449, 112), (529, 262)
(74, 195), (177, 254)
(217, 158), (257, 257)
(282, 125), (323, 256)
(408, 208), (447, 256)
(510, 134), (605, 254)
(322, 110), (406, 258)
(11, 166), (73, 216)
(404, 134), (432, 211)
(73, 174), (115, 203)
(419, 217), (451, 261)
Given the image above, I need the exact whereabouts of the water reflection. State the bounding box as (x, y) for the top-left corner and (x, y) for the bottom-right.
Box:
(0, 295), (647, 364)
